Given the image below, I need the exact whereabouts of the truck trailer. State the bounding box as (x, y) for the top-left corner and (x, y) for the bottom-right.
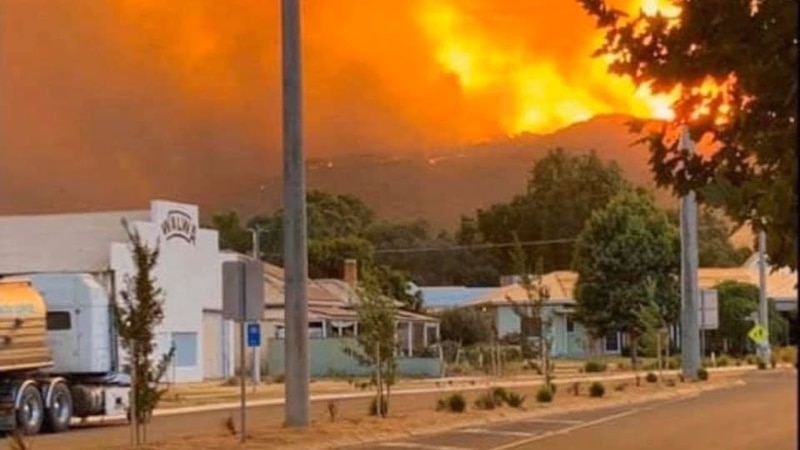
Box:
(0, 274), (130, 435)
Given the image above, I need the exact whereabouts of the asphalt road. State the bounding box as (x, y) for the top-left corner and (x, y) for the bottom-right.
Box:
(345, 370), (797, 450)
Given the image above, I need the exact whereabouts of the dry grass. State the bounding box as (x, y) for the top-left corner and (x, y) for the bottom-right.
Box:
(99, 373), (745, 450)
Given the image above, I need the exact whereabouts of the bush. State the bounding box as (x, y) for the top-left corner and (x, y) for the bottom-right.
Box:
(571, 382), (581, 396)
(717, 355), (730, 367)
(776, 346), (797, 364)
(584, 360), (607, 373)
(697, 368), (709, 381)
(525, 360), (542, 374)
(491, 386), (509, 405)
(505, 392), (527, 408)
(667, 358), (680, 370)
(437, 393), (466, 413)
(536, 385), (554, 403)
(474, 391), (499, 410)
(616, 361), (631, 371)
(369, 396), (389, 416)
(664, 379), (677, 387)
(757, 360), (767, 370)
(746, 355), (760, 365)
(589, 382), (605, 398)
(271, 373), (286, 383)
(614, 382), (628, 392)
(447, 364), (467, 376)
(645, 372), (658, 383)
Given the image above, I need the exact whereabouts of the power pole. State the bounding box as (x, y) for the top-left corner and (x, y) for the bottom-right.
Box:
(281, 0), (310, 427)
(250, 228), (262, 387)
(679, 127), (701, 380)
(757, 230), (771, 362)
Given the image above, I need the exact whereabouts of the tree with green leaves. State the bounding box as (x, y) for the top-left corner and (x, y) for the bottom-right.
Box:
(638, 278), (670, 381)
(460, 148), (630, 275)
(573, 189), (680, 369)
(210, 211), (253, 254)
(709, 280), (790, 355)
(665, 208), (752, 267)
(438, 308), (492, 347)
(345, 270), (398, 417)
(113, 219), (174, 446)
(579, 0), (797, 270)
(508, 237), (554, 388)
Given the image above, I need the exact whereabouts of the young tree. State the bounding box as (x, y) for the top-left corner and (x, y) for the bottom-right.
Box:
(113, 219), (174, 445)
(573, 190), (680, 369)
(346, 270), (398, 417)
(579, 0), (797, 271)
(508, 237), (554, 388)
(638, 278), (670, 381)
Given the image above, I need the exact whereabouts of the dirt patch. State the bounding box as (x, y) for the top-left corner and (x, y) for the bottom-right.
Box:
(115, 373), (743, 450)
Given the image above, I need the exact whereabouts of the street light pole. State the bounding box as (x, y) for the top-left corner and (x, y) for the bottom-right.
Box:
(679, 127), (701, 380)
(281, 0), (310, 428)
(757, 229), (771, 362)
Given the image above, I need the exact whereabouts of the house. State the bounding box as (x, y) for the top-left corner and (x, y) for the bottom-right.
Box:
(235, 258), (443, 377)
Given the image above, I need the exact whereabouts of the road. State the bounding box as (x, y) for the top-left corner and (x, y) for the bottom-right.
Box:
(345, 369), (797, 450)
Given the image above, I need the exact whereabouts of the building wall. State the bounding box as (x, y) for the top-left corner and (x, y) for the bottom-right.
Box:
(494, 305), (592, 358)
(110, 200), (230, 382)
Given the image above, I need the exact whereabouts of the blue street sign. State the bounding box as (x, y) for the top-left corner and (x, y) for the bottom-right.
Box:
(247, 323), (261, 347)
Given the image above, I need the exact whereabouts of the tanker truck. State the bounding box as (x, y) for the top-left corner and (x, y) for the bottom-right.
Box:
(0, 274), (131, 435)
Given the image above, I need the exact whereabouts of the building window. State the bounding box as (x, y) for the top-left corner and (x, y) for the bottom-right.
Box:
(566, 317), (575, 333)
(46, 311), (71, 331)
(605, 331), (620, 352)
(172, 332), (198, 368)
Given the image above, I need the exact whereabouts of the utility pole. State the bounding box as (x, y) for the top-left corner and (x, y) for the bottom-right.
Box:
(250, 228), (263, 387)
(679, 127), (701, 380)
(281, 0), (310, 428)
(758, 229), (771, 362)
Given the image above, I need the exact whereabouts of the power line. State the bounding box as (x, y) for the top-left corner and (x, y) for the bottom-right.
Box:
(372, 225), (726, 255)
(374, 238), (576, 254)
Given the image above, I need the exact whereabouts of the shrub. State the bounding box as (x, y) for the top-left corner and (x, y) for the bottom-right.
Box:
(491, 386), (509, 405)
(474, 391), (498, 410)
(271, 373), (286, 383)
(505, 392), (527, 408)
(667, 358), (680, 370)
(584, 360), (607, 373)
(717, 355), (730, 367)
(439, 393), (466, 413)
(664, 379), (677, 387)
(589, 382), (605, 398)
(678, 373), (685, 383)
(369, 396), (389, 416)
(757, 360), (767, 370)
(536, 385), (554, 403)
(614, 382), (628, 392)
(616, 361), (630, 371)
(776, 346), (797, 364)
(571, 382), (581, 396)
(447, 364), (467, 376)
(525, 360), (542, 374)
(549, 383), (558, 395)
(645, 372), (658, 383)
(746, 355), (760, 365)
(697, 368), (709, 381)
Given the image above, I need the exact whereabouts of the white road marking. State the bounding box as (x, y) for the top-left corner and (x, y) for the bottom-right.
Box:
(487, 408), (641, 450)
(458, 428), (534, 437)
(379, 443), (474, 450)
(522, 418), (583, 425)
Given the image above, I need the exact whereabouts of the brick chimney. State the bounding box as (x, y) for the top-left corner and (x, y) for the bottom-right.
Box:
(343, 259), (358, 289)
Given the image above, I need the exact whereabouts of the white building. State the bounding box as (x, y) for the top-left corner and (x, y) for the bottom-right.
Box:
(0, 200), (234, 382)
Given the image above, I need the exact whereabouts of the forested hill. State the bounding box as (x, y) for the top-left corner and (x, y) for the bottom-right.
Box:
(241, 114), (672, 229)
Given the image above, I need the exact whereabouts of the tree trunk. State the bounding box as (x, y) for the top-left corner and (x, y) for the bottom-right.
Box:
(656, 332), (663, 382)
(374, 343), (383, 418)
(630, 334), (639, 371)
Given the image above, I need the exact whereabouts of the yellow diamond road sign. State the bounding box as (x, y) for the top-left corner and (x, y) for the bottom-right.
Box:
(748, 325), (769, 345)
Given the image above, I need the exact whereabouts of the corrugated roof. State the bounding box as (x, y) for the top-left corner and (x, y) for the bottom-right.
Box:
(418, 286), (497, 308)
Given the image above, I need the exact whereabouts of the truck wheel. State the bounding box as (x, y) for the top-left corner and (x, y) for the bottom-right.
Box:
(43, 382), (72, 433)
(15, 385), (44, 435)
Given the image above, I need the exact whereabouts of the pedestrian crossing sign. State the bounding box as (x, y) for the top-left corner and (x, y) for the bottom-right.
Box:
(748, 324), (769, 345)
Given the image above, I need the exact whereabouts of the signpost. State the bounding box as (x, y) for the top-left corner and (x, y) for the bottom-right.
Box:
(222, 259), (265, 443)
(748, 324), (769, 347)
(698, 289), (719, 357)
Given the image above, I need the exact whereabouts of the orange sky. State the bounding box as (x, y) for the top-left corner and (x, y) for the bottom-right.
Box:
(0, 0), (682, 212)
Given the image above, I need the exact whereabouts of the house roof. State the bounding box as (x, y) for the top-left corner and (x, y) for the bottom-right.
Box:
(417, 286), (497, 308)
(449, 265), (796, 309)
(253, 259), (438, 323)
